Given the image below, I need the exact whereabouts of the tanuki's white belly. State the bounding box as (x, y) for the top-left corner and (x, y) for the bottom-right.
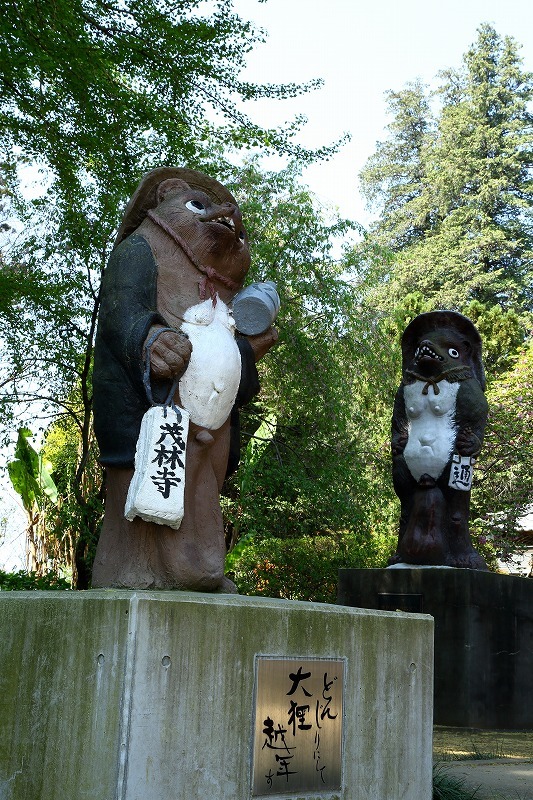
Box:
(403, 381), (459, 481)
(178, 298), (241, 430)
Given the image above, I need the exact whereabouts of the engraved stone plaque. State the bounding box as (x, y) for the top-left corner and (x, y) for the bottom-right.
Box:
(251, 656), (345, 796)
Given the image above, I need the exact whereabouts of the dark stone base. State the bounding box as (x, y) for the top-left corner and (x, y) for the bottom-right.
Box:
(338, 567), (533, 729)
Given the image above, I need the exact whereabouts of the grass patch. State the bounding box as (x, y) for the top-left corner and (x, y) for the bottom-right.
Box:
(433, 726), (533, 762)
(433, 765), (480, 799)
(439, 739), (506, 762)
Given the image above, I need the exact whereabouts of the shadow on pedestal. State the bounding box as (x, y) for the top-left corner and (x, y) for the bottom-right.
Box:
(338, 568), (533, 729)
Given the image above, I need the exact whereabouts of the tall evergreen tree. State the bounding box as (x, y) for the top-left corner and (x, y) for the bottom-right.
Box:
(359, 24), (533, 311)
(357, 25), (533, 568)
(359, 81), (435, 250)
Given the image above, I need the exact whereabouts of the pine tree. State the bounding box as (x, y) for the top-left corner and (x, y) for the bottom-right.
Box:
(357, 25), (533, 567)
(359, 81), (435, 250)
(360, 24), (533, 311)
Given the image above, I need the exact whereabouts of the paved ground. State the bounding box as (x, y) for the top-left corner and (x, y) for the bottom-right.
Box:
(436, 759), (533, 799)
(433, 726), (533, 799)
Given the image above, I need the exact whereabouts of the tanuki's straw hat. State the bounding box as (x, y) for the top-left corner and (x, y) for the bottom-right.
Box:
(113, 167), (238, 248)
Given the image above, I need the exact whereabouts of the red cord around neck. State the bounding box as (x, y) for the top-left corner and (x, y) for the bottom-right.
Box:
(146, 210), (240, 305)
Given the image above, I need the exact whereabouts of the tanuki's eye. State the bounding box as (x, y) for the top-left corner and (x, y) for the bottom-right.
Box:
(448, 348), (460, 358)
(185, 200), (206, 214)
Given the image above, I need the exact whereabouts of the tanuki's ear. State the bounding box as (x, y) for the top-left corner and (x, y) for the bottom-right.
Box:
(156, 178), (190, 204)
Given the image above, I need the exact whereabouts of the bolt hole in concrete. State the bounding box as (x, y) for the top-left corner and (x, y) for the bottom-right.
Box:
(161, 655), (171, 667)
(97, 653), (105, 666)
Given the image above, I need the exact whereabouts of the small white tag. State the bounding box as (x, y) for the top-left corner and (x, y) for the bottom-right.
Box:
(448, 453), (475, 491)
(125, 405), (189, 529)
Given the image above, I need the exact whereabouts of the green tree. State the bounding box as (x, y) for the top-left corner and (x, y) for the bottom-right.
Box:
(0, 184), (108, 585)
(462, 299), (530, 375)
(221, 160), (398, 592)
(0, 0), (332, 208)
(359, 81), (435, 250)
(41, 413), (104, 588)
(230, 534), (390, 604)
(359, 24), (533, 312)
(473, 340), (533, 560)
(0, 2), (342, 586)
(7, 428), (58, 574)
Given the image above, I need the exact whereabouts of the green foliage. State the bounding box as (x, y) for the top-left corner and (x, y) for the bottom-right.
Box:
(472, 340), (533, 559)
(5, 422), (102, 583)
(463, 300), (531, 375)
(360, 80), (435, 250)
(359, 24), (533, 312)
(7, 427), (58, 512)
(42, 414), (105, 587)
(6, 427), (64, 576)
(230, 533), (391, 604)
(432, 765), (479, 800)
(0, 3), (339, 588)
(221, 161), (399, 573)
(0, 569), (69, 591)
(0, 0), (335, 210)
(224, 411), (277, 562)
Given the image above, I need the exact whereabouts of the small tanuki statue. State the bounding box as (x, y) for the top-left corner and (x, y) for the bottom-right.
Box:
(91, 168), (277, 591)
(389, 311), (489, 570)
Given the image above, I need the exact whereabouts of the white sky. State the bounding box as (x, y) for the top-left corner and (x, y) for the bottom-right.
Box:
(0, 484), (27, 572)
(232, 0), (533, 225)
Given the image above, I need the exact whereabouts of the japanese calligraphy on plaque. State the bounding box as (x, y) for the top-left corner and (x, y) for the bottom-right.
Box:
(252, 657), (345, 796)
(448, 454), (475, 491)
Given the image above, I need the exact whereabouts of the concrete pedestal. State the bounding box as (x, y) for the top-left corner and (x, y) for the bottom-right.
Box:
(338, 568), (533, 729)
(0, 591), (433, 799)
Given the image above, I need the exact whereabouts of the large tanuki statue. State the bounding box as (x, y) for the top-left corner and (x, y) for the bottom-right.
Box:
(390, 311), (488, 570)
(91, 168), (277, 591)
